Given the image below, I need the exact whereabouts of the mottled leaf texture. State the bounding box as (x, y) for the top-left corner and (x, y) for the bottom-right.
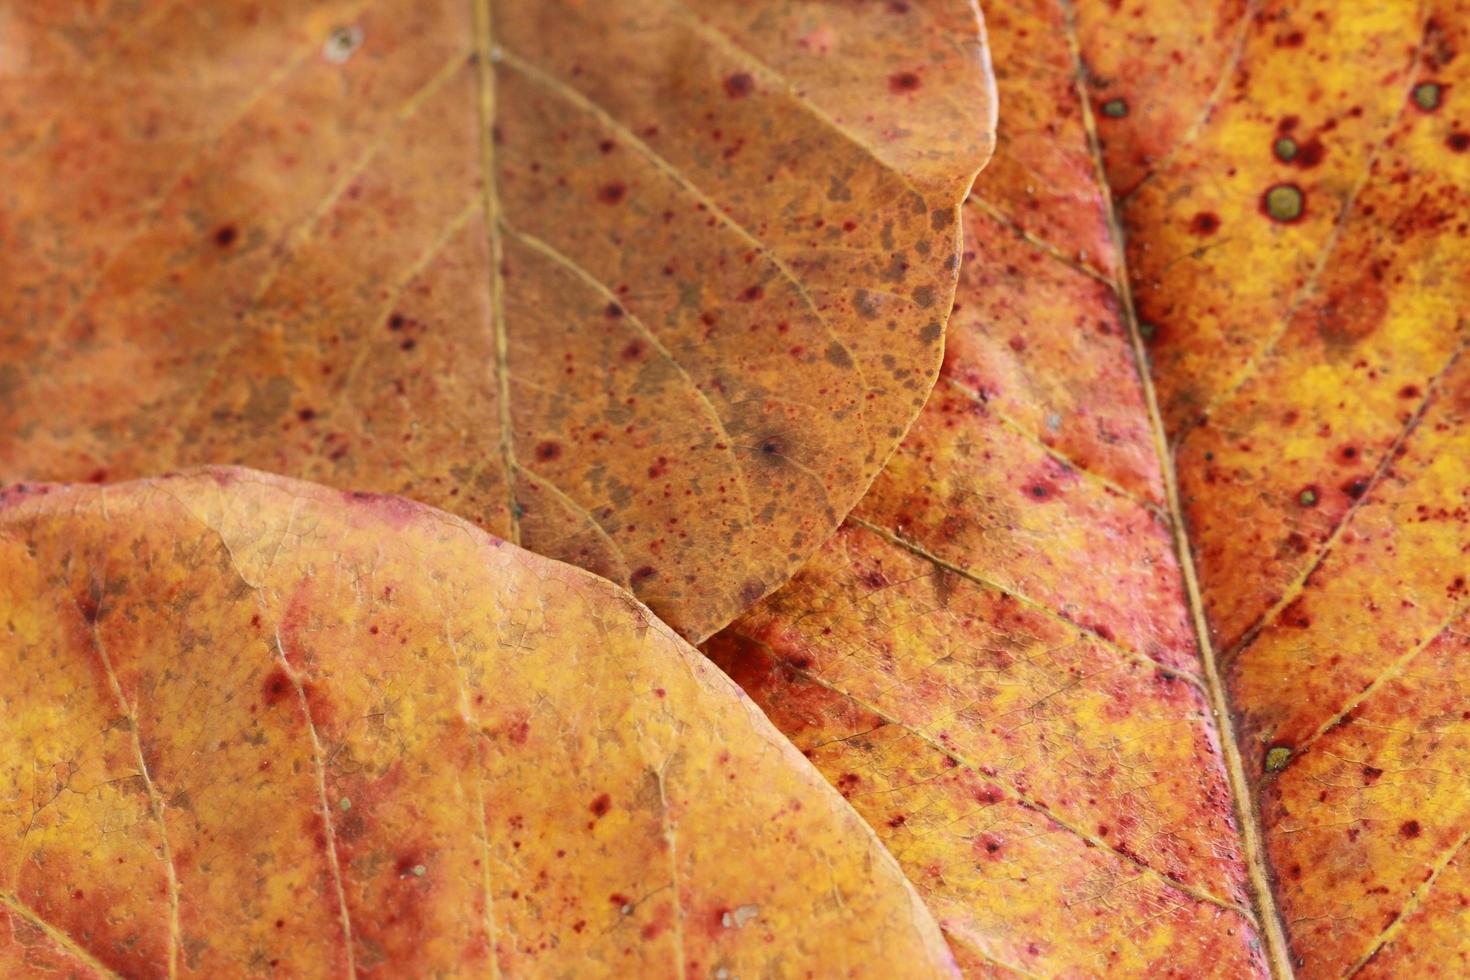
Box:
(0, 0), (995, 643)
(709, 0), (1470, 977)
(0, 468), (958, 978)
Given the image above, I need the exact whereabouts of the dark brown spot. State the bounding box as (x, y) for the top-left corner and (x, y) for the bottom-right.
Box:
(589, 794), (612, 818)
(1400, 820), (1422, 839)
(888, 71), (922, 93)
(213, 225), (238, 248)
(535, 441), (562, 462)
(1448, 132), (1470, 153)
(724, 73), (754, 98)
(262, 668), (293, 707)
(597, 182), (627, 204)
(1189, 211), (1221, 235)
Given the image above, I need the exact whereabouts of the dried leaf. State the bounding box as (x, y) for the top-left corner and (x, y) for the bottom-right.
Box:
(709, 1), (1470, 976)
(0, 0), (995, 641)
(0, 468), (957, 977)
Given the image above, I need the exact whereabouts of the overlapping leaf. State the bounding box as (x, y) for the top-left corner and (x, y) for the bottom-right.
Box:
(710, 0), (1470, 976)
(0, 469), (958, 977)
(0, 0), (995, 641)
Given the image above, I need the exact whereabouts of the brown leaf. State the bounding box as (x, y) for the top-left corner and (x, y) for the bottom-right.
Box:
(0, 0), (995, 641)
(710, 0), (1470, 976)
(0, 468), (958, 977)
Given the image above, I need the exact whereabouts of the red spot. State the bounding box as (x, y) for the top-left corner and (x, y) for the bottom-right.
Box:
(261, 668), (293, 707)
(622, 340), (645, 361)
(598, 139), (616, 155)
(388, 313), (407, 331)
(724, 73), (754, 98)
(589, 793), (612, 818)
(631, 565), (658, 585)
(1280, 597), (1312, 629)
(740, 284), (764, 302)
(213, 224), (238, 248)
(647, 457), (669, 479)
(1189, 211), (1221, 235)
(87, 468), (108, 483)
(889, 71), (922, 93)
(297, 407), (317, 422)
(1448, 132), (1470, 153)
(1400, 384), (1422, 399)
(1276, 29), (1305, 47)
(1294, 137), (1326, 168)
(597, 182), (627, 204)
(887, 813), (907, 828)
(1400, 820), (1422, 839)
(535, 441), (562, 462)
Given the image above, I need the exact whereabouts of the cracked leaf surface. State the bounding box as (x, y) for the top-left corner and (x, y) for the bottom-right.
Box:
(0, 0), (995, 642)
(0, 468), (957, 978)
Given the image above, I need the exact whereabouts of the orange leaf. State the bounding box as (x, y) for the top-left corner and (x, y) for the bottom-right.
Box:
(0, 0), (995, 641)
(0, 468), (957, 977)
(709, 1), (1469, 976)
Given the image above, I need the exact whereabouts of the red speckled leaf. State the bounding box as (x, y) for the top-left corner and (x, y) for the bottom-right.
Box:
(0, 0), (995, 642)
(711, 0), (1470, 976)
(0, 468), (958, 978)
(1085, 0), (1470, 976)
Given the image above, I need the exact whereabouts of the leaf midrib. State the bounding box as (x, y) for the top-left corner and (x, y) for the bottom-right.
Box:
(1056, 2), (1294, 977)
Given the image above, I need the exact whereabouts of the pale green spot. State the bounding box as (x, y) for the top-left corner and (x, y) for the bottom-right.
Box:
(1264, 184), (1304, 223)
(1265, 746), (1292, 772)
(1274, 137), (1298, 161)
(1413, 82), (1442, 111)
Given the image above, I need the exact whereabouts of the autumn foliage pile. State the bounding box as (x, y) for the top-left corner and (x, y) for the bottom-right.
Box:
(2, 1), (1468, 978)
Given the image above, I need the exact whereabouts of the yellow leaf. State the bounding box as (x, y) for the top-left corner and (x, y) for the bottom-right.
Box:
(0, 468), (957, 978)
(710, 1), (1470, 976)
